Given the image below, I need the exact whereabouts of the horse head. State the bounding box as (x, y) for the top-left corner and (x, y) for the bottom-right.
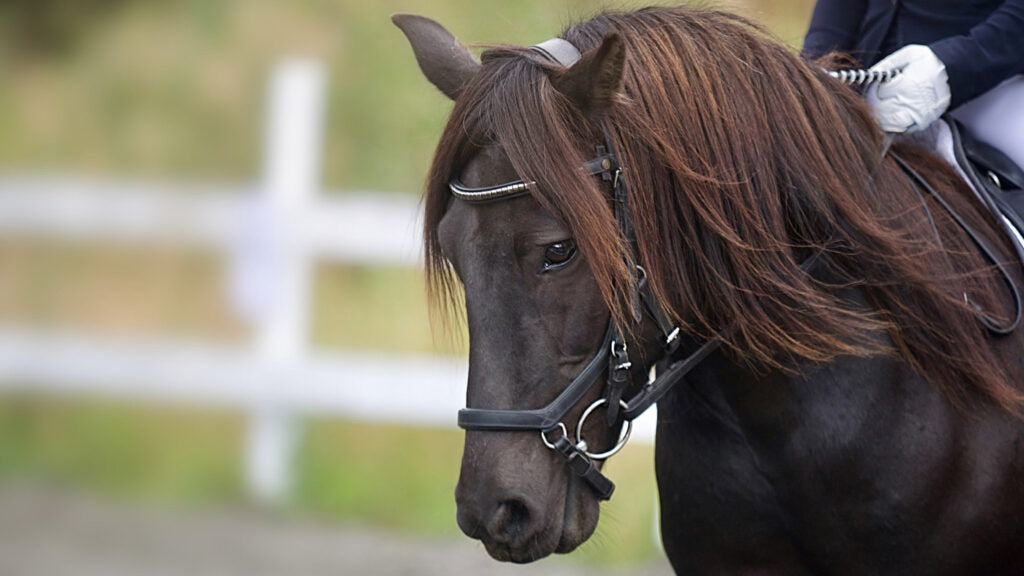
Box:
(393, 14), (665, 562)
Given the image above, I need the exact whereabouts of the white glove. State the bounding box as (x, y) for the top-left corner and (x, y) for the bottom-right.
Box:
(868, 45), (951, 133)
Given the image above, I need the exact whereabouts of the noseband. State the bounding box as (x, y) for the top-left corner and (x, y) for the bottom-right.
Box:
(451, 38), (721, 501)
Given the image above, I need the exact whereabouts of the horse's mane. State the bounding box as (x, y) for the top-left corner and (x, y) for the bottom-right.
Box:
(423, 6), (1023, 412)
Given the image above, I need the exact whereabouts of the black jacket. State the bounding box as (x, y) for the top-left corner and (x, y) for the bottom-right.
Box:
(802, 0), (1024, 107)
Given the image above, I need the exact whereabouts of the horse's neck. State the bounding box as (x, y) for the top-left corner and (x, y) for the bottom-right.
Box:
(658, 319), (1024, 568)
(683, 341), (914, 445)
(665, 283), (881, 425)
(657, 340), (1024, 574)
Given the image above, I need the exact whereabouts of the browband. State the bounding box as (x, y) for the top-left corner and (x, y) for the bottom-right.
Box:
(448, 153), (617, 202)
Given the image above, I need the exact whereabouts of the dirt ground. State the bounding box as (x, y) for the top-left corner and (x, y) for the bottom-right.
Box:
(0, 483), (672, 576)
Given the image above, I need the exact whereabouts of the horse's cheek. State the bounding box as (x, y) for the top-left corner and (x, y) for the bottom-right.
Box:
(535, 271), (607, 357)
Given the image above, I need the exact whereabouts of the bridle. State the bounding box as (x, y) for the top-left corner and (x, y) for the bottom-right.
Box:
(450, 37), (721, 501)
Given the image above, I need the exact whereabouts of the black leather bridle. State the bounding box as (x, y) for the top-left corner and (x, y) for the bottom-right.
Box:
(449, 37), (722, 501)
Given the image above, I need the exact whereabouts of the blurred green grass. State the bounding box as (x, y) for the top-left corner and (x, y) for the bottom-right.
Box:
(0, 0), (814, 566)
(0, 395), (245, 502)
(0, 394), (661, 565)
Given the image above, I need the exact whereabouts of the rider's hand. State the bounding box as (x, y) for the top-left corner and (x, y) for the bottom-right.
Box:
(868, 44), (951, 133)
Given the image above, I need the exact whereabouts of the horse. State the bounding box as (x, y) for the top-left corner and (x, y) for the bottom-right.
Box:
(393, 6), (1024, 574)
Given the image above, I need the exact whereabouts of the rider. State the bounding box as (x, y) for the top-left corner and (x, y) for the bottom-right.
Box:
(801, 0), (1024, 171)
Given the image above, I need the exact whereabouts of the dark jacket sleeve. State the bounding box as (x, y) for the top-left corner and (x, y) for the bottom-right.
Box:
(802, 0), (868, 60)
(930, 0), (1024, 107)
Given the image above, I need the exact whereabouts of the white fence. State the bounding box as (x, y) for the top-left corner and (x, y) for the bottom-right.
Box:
(0, 60), (655, 504)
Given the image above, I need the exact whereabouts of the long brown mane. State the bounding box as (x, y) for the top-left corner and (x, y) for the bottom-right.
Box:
(423, 6), (1023, 412)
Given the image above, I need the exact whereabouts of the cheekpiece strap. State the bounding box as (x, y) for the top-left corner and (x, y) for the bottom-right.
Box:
(530, 38), (582, 67)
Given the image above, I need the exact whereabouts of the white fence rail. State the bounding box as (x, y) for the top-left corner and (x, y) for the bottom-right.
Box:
(0, 176), (422, 266)
(0, 60), (655, 504)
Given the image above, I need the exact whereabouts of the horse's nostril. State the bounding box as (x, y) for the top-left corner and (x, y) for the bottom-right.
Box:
(488, 498), (532, 544)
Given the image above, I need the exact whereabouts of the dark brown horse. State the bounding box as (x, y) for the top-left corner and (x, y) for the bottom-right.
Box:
(394, 6), (1024, 574)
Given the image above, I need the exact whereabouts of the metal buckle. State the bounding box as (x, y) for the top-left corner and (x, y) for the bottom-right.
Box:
(575, 399), (632, 460)
(540, 423), (569, 450)
(609, 339), (631, 371)
(539, 399), (632, 461)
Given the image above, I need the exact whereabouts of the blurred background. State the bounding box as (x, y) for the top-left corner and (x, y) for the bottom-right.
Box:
(0, 0), (813, 574)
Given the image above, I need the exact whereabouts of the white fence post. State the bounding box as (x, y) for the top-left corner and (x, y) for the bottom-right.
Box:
(243, 59), (327, 505)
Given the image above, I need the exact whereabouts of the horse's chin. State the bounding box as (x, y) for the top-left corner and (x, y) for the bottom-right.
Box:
(483, 478), (600, 563)
(555, 478), (600, 553)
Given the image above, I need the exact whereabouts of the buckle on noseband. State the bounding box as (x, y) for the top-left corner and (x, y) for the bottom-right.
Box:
(530, 399), (631, 502)
(540, 422), (570, 450)
(537, 400), (632, 461)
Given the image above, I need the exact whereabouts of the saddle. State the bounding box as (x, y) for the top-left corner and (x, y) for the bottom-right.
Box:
(926, 118), (1024, 262)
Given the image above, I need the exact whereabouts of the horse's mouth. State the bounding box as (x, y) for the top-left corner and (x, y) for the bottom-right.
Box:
(480, 476), (598, 563)
(484, 540), (554, 564)
(479, 509), (563, 563)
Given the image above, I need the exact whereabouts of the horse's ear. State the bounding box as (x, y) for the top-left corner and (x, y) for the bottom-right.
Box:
(392, 13), (481, 101)
(551, 32), (625, 115)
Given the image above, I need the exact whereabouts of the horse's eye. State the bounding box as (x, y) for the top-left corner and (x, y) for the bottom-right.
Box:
(543, 239), (577, 271)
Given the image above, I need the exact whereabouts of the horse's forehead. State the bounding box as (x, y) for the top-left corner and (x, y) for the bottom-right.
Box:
(461, 143), (519, 188)
(437, 144), (524, 256)
(438, 193), (548, 258)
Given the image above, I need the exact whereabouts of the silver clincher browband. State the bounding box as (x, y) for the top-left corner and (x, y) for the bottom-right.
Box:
(448, 180), (534, 202)
(449, 154), (617, 202)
